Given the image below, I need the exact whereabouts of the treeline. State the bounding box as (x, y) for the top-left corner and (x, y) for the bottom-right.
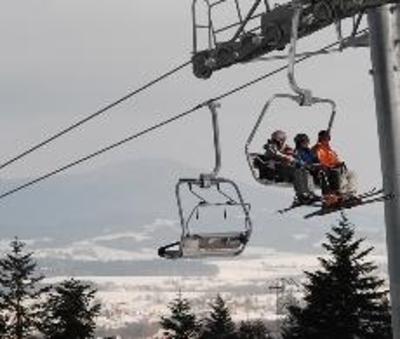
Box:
(158, 214), (393, 339)
(0, 238), (100, 339)
(159, 293), (272, 339)
(0, 213), (393, 339)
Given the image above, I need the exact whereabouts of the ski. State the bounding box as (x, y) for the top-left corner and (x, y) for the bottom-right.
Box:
(303, 192), (393, 219)
(278, 198), (321, 214)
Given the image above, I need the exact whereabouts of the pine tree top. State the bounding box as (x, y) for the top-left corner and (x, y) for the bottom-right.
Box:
(0, 237), (47, 339)
(202, 294), (236, 338)
(160, 292), (198, 339)
(0, 237), (45, 295)
(39, 278), (101, 339)
(282, 213), (392, 339)
(308, 213), (385, 294)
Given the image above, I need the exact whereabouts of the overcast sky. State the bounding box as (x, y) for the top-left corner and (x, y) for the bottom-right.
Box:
(0, 0), (382, 194)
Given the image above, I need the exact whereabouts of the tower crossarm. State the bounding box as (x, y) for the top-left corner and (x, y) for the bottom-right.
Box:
(192, 0), (400, 78)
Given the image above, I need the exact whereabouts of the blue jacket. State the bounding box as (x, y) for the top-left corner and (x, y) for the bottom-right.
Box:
(295, 148), (319, 167)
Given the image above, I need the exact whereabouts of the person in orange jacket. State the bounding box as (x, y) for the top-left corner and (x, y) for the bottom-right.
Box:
(312, 130), (357, 206)
(313, 130), (342, 168)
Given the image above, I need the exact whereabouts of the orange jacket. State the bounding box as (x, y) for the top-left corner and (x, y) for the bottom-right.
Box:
(312, 142), (342, 168)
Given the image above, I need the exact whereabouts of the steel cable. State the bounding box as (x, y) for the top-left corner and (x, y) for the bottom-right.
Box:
(0, 60), (191, 171)
(0, 30), (367, 201)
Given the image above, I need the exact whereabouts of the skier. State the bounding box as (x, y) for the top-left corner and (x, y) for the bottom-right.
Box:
(312, 130), (357, 206)
(261, 130), (295, 183)
(293, 133), (320, 203)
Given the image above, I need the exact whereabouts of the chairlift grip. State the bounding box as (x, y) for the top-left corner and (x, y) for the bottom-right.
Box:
(335, 20), (344, 50)
(287, 1), (313, 104)
(264, 0), (270, 12)
(200, 101), (222, 183)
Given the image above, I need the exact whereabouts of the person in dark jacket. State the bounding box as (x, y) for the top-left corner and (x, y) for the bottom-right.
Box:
(293, 133), (320, 203)
(260, 130), (295, 183)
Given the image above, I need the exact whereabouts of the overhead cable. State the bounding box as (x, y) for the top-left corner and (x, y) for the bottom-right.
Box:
(0, 30), (367, 201)
(0, 60), (191, 171)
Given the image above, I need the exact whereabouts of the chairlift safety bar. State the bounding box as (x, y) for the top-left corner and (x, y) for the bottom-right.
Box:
(176, 177), (252, 237)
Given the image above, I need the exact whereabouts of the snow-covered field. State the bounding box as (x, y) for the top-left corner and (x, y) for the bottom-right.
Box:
(44, 245), (388, 333)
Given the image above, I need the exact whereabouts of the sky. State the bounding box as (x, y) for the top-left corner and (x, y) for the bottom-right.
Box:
(0, 0), (382, 194)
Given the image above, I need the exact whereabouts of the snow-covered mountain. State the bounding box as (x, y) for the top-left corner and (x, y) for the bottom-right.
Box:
(0, 158), (388, 336)
(0, 158), (387, 275)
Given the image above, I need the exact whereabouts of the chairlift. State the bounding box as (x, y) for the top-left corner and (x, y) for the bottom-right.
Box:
(251, 2), (391, 216)
(245, 2), (337, 187)
(158, 101), (252, 259)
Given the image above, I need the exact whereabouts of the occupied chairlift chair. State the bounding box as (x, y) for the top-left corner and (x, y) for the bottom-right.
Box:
(245, 2), (337, 187)
(158, 101), (253, 259)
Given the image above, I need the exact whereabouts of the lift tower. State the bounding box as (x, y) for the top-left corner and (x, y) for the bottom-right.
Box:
(190, 0), (400, 336)
(369, 4), (400, 338)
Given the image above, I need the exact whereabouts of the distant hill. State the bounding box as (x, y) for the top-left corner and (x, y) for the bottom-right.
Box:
(0, 158), (386, 275)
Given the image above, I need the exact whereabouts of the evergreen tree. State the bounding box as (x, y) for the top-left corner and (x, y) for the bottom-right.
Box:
(365, 294), (392, 339)
(0, 314), (7, 338)
(282, 213), (392, 339)
(39, 278), (101, 339)
(160, 292), (198, 339)
(0, 238), (46, 339)
(200, 294), (237, 339)
(238, 320), (272, 339)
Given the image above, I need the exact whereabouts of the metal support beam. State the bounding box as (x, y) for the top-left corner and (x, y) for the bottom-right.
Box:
(368, 5), (400, 339)
(230, 0), (262, 42)
(192, 0), (400, 78)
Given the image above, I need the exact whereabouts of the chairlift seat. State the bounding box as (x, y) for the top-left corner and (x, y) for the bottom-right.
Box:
(251, 153), (275, 180)
(181, 232), (248, 257)
(158, 231), (249, 259)
(249, 152), (293, 186)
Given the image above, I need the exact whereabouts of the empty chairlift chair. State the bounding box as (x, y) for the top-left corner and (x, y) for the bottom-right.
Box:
(158, 101), (253, 259)
(158, 177), (252, 259)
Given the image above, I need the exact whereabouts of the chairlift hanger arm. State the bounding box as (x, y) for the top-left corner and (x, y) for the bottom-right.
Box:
(198, 101), (223, 186)
(192, 0), (399, 78)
